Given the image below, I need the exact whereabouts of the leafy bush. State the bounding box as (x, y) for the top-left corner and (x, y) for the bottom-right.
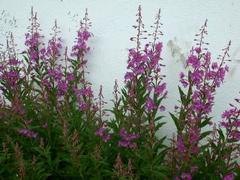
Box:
(0, 6), (239, 180)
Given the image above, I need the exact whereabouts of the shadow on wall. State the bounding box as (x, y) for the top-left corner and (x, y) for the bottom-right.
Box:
(167, 37), (190, 68)
(167, 37), (240, 78)
(0, 10), (17, 38)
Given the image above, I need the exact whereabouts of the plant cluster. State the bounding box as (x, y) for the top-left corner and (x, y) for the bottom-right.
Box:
(0, 6), (240, 180)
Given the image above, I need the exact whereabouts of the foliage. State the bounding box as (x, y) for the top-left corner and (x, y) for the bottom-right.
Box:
(0, 6), (239, 180)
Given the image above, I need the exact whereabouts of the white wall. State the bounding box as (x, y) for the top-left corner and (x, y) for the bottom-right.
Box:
(1, 0), (240, 137)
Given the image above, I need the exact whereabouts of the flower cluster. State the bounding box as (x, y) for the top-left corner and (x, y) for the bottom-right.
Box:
(71, 28), (91, 58)
(180, 25), (230, 116)
(1, 69), (20, 88)
(218, 97), (240, 179)
(74, 85), (94, 111)
(68, 10), (95, 111)
(46, 21), (62, 59)
(95, 127), (111, 142)
(0, 34), (20, 84)
(118, 128), (140, 149)
(122, 7), (167, 146)
(25, 7), (43, 63)
(0, 34), (23, 117)
(221, 104), (240, 141)
(221, 99), (240, 141)
(125, 8), (167, 108)
(71, 9), (91, 58)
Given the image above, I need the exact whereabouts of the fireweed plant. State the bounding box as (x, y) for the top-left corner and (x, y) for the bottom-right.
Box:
(167, 20), (237, 179)
(0, 5), (240, 180)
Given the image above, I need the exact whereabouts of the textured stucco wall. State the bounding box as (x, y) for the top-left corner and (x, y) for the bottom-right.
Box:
(1, 0), (240, 137)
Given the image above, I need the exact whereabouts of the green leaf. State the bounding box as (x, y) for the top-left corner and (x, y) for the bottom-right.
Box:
(23, 55), (29, 63)
(154, 115), (164, 122)
(155, 122), (166, 130)
(217, 129), (225, 141)
(170, 113), (180, 131)
(200, 117), (212, 128)
(178, 86), (187, 105)
(200, 131), (212, 140)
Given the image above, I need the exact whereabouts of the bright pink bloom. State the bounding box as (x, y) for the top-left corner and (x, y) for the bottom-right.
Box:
(223, 173), (235, 180)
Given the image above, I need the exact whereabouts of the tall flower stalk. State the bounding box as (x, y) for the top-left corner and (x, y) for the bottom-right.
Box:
(107, 6), (169, 179)
(123, 6), (167, 139)
(169, 20), (231, 178)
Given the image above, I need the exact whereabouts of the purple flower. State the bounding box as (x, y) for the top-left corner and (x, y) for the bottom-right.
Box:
(18, 128), (38, 139)
(39, 48), (46, 59)
(211, 62), (218, 70)
(189, 128), (200, 143)
(179, 72), (188, 87)
(187, 54), (200, 69)
(25, 31), (41, 62)
(57, 80), (68, 96)
(41, 79), (51, 89)
(155, 42), (163, 52)
(102, 134), (111, 142)
(195, 47), (201, 53)
(190, 70), (203, 86)
(124, 72), (134, 82)
(95, 127), (111, 143)
(47, 69), (63, 80)
(204, 51), (211, 62)
(95, 127), (105, 136)
(79, 86), (93, 97)
(177, 135), (186, 153)
(71, 29), (91, 57)
(145, 97), (156, 112)
(159, 105), (166, 112)
(229, 130), (240, 140)
(154, 83), (166, 95)
(66, 73), (75, 82)
(2, 70), (20, 87)
(221, 108), (238, 119)
(47, 37), (62, 57)
(223, 173), (235, 180)
(78, 100), (88, 111)
(118, 128), (140, 149)
(118, 141), (137, 149)
(8, 58), (20, 66)
(181, 172), (192, 180)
